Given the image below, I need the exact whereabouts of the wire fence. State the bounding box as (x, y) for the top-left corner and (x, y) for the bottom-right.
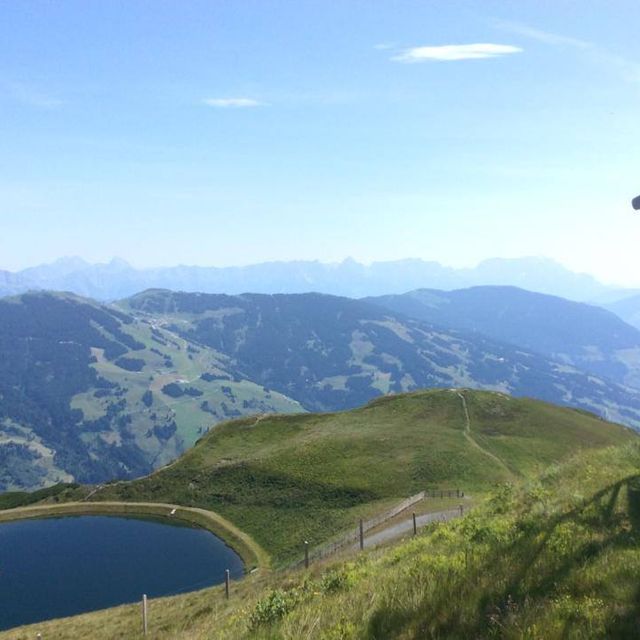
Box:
(291, 488), (464, 569)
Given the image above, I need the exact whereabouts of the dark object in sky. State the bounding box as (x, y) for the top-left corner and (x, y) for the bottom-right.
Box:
(633, 195), (640, 210)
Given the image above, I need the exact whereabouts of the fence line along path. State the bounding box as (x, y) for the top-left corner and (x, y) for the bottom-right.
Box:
(293, 488), (465, 568)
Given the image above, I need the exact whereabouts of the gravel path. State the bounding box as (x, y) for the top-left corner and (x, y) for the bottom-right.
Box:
(456, 390), (513, 476)
(354, 508), (462, 550)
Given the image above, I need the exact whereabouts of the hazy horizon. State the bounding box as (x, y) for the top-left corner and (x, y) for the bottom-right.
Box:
(0, 252), (634, 291)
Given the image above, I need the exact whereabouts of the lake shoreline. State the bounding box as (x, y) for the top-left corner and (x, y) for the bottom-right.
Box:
(0, 501), (268, 572)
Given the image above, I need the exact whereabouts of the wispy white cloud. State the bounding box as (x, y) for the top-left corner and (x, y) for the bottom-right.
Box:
(203, 97), (264, 108)
(491, 20), (590, 49)
(392, 43), (522, 63)
(492, 20), (640, 84)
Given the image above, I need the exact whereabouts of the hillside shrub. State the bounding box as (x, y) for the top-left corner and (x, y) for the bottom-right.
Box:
(319, 566), (357, 593)
(249, 589), (301, 628)
(184, 387), (203, 397)
(162, 383), (184, 398)
(114, 357), (145, 372)
(142, 390), (153, 407)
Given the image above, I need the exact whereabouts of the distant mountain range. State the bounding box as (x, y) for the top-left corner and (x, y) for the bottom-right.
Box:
(0, 255), (631, 302)
(604, 294), (640, 331)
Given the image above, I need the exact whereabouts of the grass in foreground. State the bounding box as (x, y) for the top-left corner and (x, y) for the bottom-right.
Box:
(6, 440), (640, 639)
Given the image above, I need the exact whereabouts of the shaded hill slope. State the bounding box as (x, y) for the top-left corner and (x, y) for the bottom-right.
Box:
(366, 286), (640, 390)
(92, 389), (634, 564)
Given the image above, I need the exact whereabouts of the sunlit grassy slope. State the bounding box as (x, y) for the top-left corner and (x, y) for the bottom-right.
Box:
(7, 439), (640, 639)
(72, 311), (303, 455)
(91, 389), (633, 564)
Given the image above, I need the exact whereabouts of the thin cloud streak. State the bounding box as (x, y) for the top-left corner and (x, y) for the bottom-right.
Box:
(392, 43), (522, 62)
(493, 20), (640, 84)
(203, 98), (265, 108)
(491, 20), (590, 49)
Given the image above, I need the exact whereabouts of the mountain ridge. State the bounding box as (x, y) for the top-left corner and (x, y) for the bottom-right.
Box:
(121, 288), (640, 426)
(366, 285), (640, 390)
(606, 293), (640, 330)
(0, 256), (621, 302)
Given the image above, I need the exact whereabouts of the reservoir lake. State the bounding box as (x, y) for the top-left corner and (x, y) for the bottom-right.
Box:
(0, 514), (244, 630)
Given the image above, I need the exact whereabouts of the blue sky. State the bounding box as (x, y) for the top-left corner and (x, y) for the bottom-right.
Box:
(1, 1), (639, 284)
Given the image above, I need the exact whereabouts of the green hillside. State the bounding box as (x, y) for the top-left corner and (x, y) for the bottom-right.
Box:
(4, 411), (640, 639)
(215, 440), (640, 640)
(90, 389), (633, 564)
(0, 292), (303, 491)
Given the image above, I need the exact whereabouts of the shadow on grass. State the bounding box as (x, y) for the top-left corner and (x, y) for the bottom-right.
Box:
(365, 474), (640, 639)
(367, 606), (417, 640)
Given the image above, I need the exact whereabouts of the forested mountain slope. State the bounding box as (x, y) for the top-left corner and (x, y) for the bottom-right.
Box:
(123, 289), (640, 427)
(367, 286), (640, 389)
(4, 286), (640, 493)
(0, 292), (301, 490)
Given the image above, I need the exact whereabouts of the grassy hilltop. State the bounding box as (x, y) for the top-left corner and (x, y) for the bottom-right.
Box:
(87, 389), (633, 564)
(218, 441), (640, 640)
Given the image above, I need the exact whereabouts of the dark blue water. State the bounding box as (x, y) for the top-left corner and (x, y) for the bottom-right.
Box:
(0, 515), (244, 631)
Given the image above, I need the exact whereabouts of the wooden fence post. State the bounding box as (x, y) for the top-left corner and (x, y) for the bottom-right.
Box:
(225, 569), (230, 599)
(459, 504), (464, 516)
(304, 541), (309, 569)
(359, 519), (364, 550)
(412, 512), (417, 536)
(141, 594), (148, 636)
